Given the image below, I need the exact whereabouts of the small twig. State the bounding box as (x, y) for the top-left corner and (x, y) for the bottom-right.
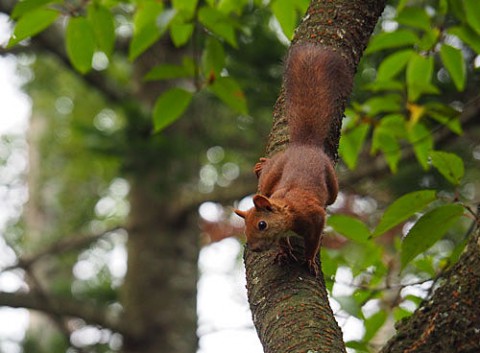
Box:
(24, 268), (78, 350)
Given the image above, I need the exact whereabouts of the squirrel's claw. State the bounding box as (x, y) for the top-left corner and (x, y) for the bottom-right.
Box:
(275, 238), (298, 265)
(253, 157), (268, 178)
(275, 248), (298, 265)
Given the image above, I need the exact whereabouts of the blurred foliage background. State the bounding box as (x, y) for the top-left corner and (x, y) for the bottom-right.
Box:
(0, 0), (479, 352)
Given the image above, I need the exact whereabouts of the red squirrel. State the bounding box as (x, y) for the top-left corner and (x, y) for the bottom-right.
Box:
(235, 44), (352, 275)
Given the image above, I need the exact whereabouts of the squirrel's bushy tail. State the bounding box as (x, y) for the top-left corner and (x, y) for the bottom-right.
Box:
(285, 44), (353, 146)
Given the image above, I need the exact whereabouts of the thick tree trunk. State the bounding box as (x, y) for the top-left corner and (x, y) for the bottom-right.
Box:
(380, 227), (480, 353)
(244, 1), (386, 352)
(120, 41), (199, 353)
(122, 180), (198, 353)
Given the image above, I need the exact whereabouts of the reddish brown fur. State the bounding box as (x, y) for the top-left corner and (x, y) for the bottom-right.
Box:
(235, 45), (352, 275)
(286, 44), (352, 146)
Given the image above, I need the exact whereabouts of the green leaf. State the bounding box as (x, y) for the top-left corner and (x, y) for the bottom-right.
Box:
(378, 114), (407, 137)
(408, 122), (433, 170)
(464, 0), (480, 35)
(364, 311), (388, 342)
(371, 115), (406, 173)
(129, 1), (164, 61)
(365, 80), (404, 92)
(343, 242), (382, 273)
(372, 127), (401, 173)
(198, 7), (237, 47)
(144, 57), (195, 81)
(428, 113), (462, 135)
(413, 256), (436, 277)
(209, 77), (247, 114)
(271, 0), (296, 39)
(170, 23), (194, 47)
(439, 44), (466, 91)
(129, 24), (161, 61)
(448, 26), (480, 54)
(439, 0), (448, 15)
(320, 248), (338, 282)
(418, 27), (440, 52)
(134, 0), (164, 30)
(328, 215), (370, 243)
(376, 50), (413, 82)
(218, 0), (249, 14)
(157, 8), (178, 33)
(66, 17), (96, 74)
(429, 151), (464, 185)
(294, 0), (309, 14)
(393, 307), (412, 321)
(365, 30), (419, 54)
(372, 190), (437, 238)
(202, 37), (226, 77)
(406, 53), (436, 102)
(447, 0), (465, 21)
(339, 123), (369, 170)
(396, 7), (431, 31)
(11, 0), (58, 19)
(153, 88), (193, 133)
(425, 102), (462, 135)
(401, 204), (464, 269)
(362, 94), (402, 116)
(8, 7), (59, 47)
(88, 4), (115, 57)
(345, 341), (369, 352)
(172, 0), (198, 18)
(335, 295), (362, 317)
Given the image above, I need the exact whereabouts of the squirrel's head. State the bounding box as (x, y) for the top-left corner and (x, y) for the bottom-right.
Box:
(234, 195), (291, 252)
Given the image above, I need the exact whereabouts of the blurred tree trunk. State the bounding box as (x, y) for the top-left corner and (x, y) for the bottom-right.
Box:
(122, 181), (198, 353)
(120, 41), (199, 353)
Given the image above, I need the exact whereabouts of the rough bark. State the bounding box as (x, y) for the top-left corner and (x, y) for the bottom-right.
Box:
(244, 1), (386, 352)
(380, 227), (480, 353)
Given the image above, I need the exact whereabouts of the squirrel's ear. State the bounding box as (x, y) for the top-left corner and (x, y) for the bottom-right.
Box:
(253, 194), (273, 211)
(234, 209), (246, 219)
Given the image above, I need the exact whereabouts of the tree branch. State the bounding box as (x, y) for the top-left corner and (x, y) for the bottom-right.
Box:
(2, 226), (124, 273)
(24, 268), (77, 348)
(0, 290), (129, 336)
(244, 1), (386, 353)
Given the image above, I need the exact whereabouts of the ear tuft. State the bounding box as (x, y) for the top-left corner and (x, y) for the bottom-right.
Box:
(234, 209), (247, 219)
(253, 194), (273, 211)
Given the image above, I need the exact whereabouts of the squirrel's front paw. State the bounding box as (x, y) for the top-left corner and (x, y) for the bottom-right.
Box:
(274, 246), (298, 266)
(253, 157), (268, 178)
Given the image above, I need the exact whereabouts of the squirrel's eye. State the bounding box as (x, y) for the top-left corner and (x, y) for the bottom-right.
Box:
(258, 221), (267, 231)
